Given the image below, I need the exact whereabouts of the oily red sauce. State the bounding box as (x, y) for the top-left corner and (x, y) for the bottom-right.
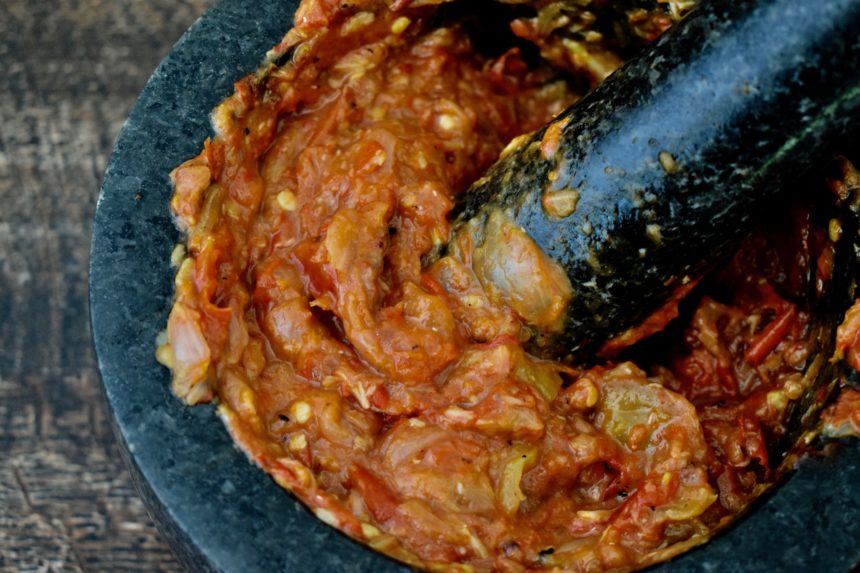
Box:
(157, 1), (856, 571)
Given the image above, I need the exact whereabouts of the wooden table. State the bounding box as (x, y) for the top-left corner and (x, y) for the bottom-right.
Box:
(0, 2), (214, 570)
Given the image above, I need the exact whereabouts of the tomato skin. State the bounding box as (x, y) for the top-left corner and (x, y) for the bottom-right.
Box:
(349, 464), (401, 523)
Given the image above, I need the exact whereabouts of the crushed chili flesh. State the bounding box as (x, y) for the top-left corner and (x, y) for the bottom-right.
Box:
(157, 1), (860, 571)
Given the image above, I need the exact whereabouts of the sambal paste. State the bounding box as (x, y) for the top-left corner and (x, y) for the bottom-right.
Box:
(156, 1), (860, 570)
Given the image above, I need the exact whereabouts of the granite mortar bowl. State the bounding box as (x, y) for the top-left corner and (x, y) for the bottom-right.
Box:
(89, 0), (860, 570)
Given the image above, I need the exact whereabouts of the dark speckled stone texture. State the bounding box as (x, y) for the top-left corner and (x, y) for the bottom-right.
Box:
(89, 0), (860, 571)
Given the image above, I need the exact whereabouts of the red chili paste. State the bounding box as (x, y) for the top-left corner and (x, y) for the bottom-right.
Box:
(157, 1), (860, 570)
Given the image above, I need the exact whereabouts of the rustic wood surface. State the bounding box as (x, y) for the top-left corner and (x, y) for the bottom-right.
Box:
(0, 1), (214, 570)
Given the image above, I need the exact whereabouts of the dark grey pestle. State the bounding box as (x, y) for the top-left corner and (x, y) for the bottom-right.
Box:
(450, 0), (860, 360)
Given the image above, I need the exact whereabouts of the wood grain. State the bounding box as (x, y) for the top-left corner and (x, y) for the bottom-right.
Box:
(0, 1), (214, 570)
